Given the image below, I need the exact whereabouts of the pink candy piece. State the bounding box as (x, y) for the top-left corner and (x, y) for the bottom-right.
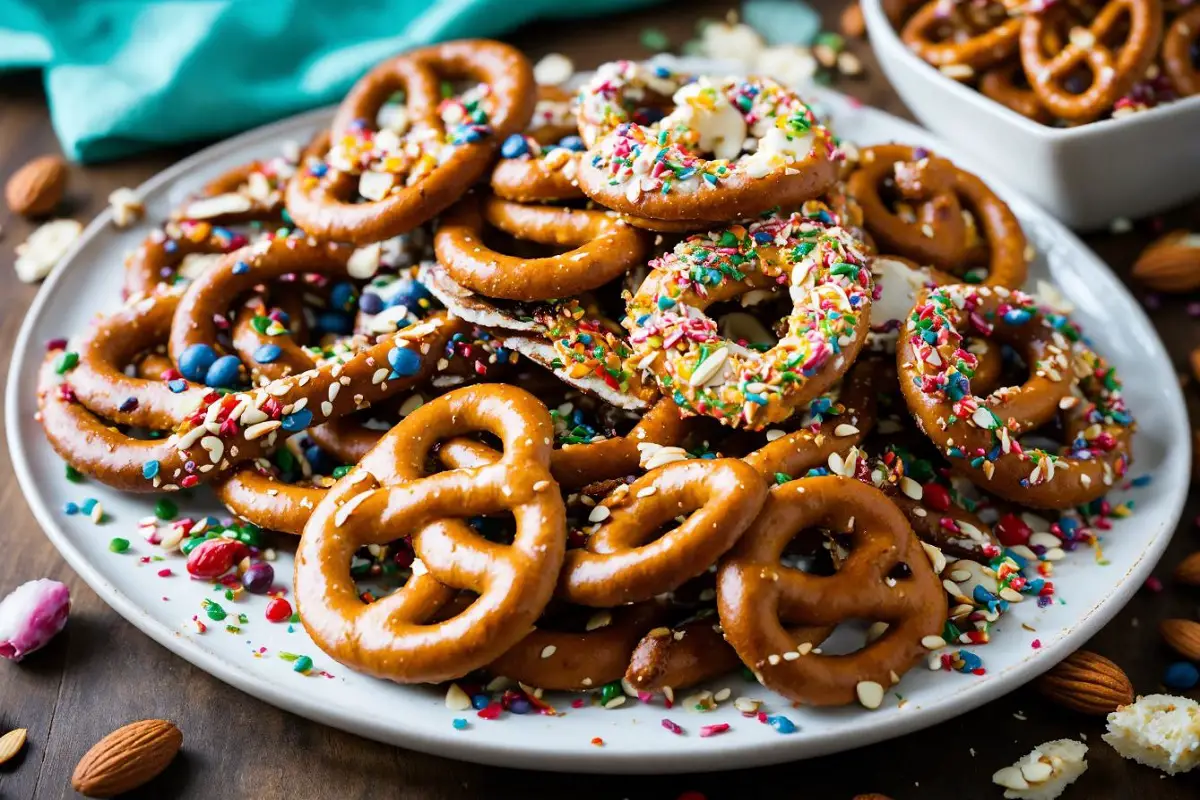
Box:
(0, 579), (71, 661)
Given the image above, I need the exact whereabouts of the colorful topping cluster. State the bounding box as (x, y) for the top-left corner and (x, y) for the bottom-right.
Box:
(903, 285), (1133, 488)
(313, 84), (497, 198)
(537, 300), (639, 397)
(578, 61), (837, 198)
(625, 212), (871, 427)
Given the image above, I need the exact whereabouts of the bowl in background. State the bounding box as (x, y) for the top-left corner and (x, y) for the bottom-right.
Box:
(862, 0), (1200, 230)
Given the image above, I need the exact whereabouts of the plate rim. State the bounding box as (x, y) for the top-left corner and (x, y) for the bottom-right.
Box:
(5, 90), (1188, 773)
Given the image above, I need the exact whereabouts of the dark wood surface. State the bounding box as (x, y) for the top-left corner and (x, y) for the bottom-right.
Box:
(1, 2), (1198, 797)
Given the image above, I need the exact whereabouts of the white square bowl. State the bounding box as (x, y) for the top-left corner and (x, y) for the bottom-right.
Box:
(862, 0), (1200, 230)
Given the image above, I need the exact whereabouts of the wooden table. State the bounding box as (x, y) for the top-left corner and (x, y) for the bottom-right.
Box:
(2, 2), (1198, 797)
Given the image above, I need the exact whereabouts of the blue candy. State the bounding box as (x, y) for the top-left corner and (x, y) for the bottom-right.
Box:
(253, 344), (282, 364)
(330, 281), (357, 312)
(281, 409), (313, 433)
(471, 694), (489, 710)
(500, 133), (529, 158)
(1164, 662), (1199, 691)
(178, 343), (217, 382)
(205, 355), (243, 388)
(304, 445), (335, 475)
(557, 135), (585, 152)
(388, 346), (421, 377)
(509, 697), (532, 715)
(167, 379), (188, 394)
(142, 461), (160, 479)
(767, 715), (797, 734)
(359, 292), (384, 315)
(386, 278), (432, 313)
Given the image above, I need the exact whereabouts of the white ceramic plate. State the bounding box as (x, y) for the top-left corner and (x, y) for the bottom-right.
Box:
(6, 74), (1188, 773)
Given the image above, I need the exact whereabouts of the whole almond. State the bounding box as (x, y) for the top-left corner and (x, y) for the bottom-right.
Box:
(1160, 619), (1200, 661)
(1175, 551), (1200, 585)
(841, 2), (867, 38)
(1035, 650), (1134, 714)
(71, 719), (181, 798)
(1131, 230), (1200, 293)
(4, 155), (67, 216)
(0, 728), (28, 765)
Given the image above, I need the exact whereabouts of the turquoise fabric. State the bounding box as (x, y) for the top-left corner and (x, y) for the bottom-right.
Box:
(0, 0), (658, 163)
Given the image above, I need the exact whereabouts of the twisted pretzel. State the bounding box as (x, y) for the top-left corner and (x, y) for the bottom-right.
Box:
(897, 285), (1135, 508)
(848, 144), (1027, 288)
(124, 221), (248, 297)
(294, 384), (566, 683)
(901, 0), (1023, 70)
(286, 40), (535, 245)
(980, 61), (1053, 122)
(434, 193), (650, 302)
(558, 458), (768, 607)
(576, 62), (840, 223)
(625, 213), (873, 428)
(488, 602), (667, 691)
(1164, 5), (1200, 96)
(159, 314), (458, 490)
(717, 476), (947, 706)
(1019, 0), (1164, 123)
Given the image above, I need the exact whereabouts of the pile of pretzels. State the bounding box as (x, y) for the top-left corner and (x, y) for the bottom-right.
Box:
(891, 0), (1199, 124)
(37, 39), (1136, 710)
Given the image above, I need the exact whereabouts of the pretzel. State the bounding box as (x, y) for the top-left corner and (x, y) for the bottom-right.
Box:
(897, 285), (1135, 508)
(64, 287), (209, 432)
(901, 0), (1023, 70)
(717, 475), (948, 706)
(576, 62), (841, 223)
(624, 213), (873, 428)
(1019, 0), (1164, 123)
(848, 144), (1027, 288)
(294, 384), (566, 683)
(490, 85), (586, 203)
(124, 221), (249, 297)
(742, 356), (879, 479)
(487, 602), (668, 691)
(434, 193), (650, 302)
(214, 463), (326, 535)
(1164, 5), (1200, 96)
(557, 458), (768, 606)
(169, 234), (354, 376)
(285, 40), (535, 245)
(172, 149), (298, 225)
(163, 313), (458, 490)
(980, 62), (1053, 122)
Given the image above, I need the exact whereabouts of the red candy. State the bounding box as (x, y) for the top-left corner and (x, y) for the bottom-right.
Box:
(185, 538), (249, 580)
(921, 482), (951, 512)
(265, 596), (293, 622)
(995, 513), (1032, 547)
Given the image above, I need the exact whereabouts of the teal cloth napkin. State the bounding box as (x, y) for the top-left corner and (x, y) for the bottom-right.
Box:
(0, 0), (659, 163)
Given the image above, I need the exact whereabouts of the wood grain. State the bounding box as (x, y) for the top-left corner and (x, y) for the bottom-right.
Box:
(2, 2), (1199, 797)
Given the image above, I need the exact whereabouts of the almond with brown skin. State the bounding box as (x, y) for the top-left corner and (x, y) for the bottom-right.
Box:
(1035, 650), (1134, 715)
(1160, 619), (1200, 661)
(1131, 230), (1200, 293)
(4, 154), (67, 216)
(1175, 551), (1200, 585)
(70, 719), (181, 798)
